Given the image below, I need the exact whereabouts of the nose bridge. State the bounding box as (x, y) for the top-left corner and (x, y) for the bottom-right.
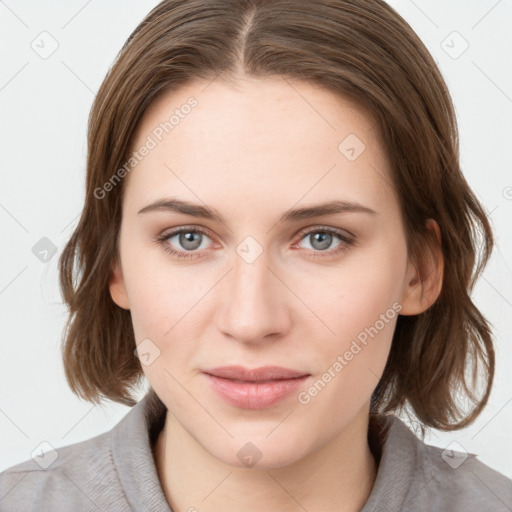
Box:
(233, 242), (271, 298)
(216, 238), (289, 342)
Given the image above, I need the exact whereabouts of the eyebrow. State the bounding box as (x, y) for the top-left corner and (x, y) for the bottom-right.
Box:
(137, 198), (377, 223)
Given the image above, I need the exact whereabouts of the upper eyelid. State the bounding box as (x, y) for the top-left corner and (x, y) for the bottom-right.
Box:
(295, 224), (354, 239)
(160, 224), (353, 245)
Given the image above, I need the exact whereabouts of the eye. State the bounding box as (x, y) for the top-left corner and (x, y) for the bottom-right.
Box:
(156, 226), (213, 259)
(155, 225), (355, 260)
(294, 226), (354, 258)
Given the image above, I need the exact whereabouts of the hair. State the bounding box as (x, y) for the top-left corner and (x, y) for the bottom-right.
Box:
(58, 0), (495, 433)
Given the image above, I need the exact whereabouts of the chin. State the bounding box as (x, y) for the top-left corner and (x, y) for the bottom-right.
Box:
(205, 432), (312, 471)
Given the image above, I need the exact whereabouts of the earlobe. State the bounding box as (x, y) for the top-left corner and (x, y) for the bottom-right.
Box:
(400, 219), (444, 316)
(109, 259), (130, 310)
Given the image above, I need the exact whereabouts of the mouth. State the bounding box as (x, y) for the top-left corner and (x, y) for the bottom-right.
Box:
(203, 365), (309, 381)
(202, 366), (311, 409)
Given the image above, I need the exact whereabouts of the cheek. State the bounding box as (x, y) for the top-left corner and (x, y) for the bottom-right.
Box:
(295, 237), (406, 384)
(118, 236), (180, 341)
(120, 218), (200, 307)
(295, 265), (402, 422)
(297, 239), (406, 336)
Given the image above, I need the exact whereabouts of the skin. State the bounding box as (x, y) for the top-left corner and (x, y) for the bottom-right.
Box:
(109, 76), (443, 512)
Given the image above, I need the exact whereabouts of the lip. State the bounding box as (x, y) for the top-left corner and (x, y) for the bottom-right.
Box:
(203, 365), (309, 381)
(203, 366), (310, 409)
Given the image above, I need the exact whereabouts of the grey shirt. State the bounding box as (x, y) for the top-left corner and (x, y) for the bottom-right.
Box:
(1, 389), (511, 511)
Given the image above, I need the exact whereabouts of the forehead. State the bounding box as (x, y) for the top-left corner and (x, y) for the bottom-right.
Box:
(123, 76), (396, 217)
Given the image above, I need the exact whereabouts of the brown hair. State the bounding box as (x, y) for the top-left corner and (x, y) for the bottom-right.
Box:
(58, 0), (494, 432)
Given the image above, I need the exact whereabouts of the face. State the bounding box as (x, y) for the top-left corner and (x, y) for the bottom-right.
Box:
(109, 76), (422, 469)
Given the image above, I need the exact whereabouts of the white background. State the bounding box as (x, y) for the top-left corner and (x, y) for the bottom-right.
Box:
(1, 0), (511, 481)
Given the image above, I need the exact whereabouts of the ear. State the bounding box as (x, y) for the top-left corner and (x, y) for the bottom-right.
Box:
(400, 219), (444, 316)
(109, 257), (130, 310)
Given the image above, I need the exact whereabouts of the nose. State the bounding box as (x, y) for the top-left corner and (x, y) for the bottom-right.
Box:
(215, 246), (292, 345)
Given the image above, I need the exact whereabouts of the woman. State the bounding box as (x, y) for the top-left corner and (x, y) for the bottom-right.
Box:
(1, 0), (511, 510)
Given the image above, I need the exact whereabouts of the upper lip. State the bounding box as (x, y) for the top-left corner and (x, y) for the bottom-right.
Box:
(203, 365), (309, 382)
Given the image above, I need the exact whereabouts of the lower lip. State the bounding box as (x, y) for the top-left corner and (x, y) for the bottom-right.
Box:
(205, 374), (310, 409)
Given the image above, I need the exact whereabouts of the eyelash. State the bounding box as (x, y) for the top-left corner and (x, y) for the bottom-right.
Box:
(155, 225), (355, 260)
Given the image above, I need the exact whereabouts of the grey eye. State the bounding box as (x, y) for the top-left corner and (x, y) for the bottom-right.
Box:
(176, 231), (204, 251)
(299, 231), (343, 251)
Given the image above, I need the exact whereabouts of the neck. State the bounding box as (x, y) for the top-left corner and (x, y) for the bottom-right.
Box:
(154, 405), (378, 512)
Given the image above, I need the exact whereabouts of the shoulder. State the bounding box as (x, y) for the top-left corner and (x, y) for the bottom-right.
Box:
(367, 415), (512, 512)
(413, 435), (512, 511)
(0, 428), (129, 511)
(0, 390), (168, 512)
